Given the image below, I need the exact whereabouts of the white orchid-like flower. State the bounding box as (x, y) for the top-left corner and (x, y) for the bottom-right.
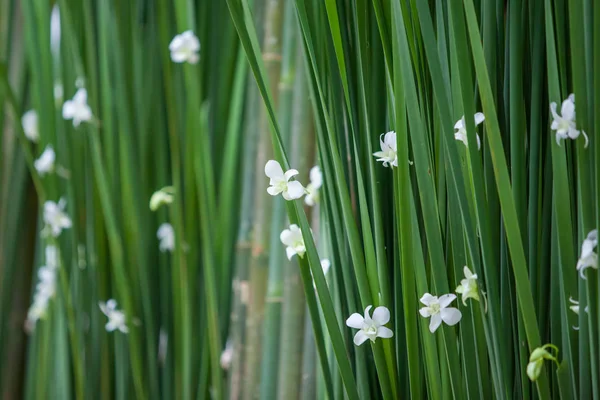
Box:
(373, 131), (398, 168)
(157, 223), (175, 252)
(550, 94), (588, 147)
(280, 224), (306, 260)
(576, 229), (597, 279)
(305, 166), (323, 206)
(419, 293), (462, 333)
(454, 113), (485, 149)
(22, 110), (39, 142)
(34, 145), (56, 176)
(25, 247), (60, 332)
(43, 198), (72, 237)
(346, 305), (393, 346)
(150, 186), (175, 211)
(62, 88), (93, 127)
(455, 266), (480, 305)
(526, 344), (559, 382)
(265, 160), (305, 200)
(169, 30), (200, 64)
(99, 299), (129, 333)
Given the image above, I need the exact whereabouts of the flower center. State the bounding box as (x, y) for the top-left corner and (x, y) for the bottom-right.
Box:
(429, 303), (440, 314)
(363, 324), (378, 336)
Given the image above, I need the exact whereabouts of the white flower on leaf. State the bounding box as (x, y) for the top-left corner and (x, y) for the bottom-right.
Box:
(454, 113), (485, 149)
(25, 249), (59, 332)
(22, 110), (39, 142)
(265, 160), (305, 201)
(280, 224), (306, 260)
(576, 229), (597, 279)
(169, 30), (200, 64)
(62, 88), (93, 127)
(150, 186), (175, 211)
(346, 305), (394, 346)
(34, 145), (56, 176)
(157, 223), (175, 253)
(527, 344), (559, 382)
(305, 166), (323, 206)
(551, 94), (588, 147)
(43, 198), (72, 237)
(455, 266), (480, 305)
(373, 131), (398, 168)
(99, 299), (128, 333)
(419, 293), (462, 333)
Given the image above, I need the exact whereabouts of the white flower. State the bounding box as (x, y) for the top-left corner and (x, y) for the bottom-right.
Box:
(157, 223), (175, 252)
(373, 131), (397, 168)
(551, 94), (588, 147)
(220, 339), (233, 370)
(345, 305), (394, 346)
(150, 186), (175, 211)
(25, 256), (59, 332)
(22, 110), (39, 142)
(320, 259), (331, 276)
(62, 88), (93, 127)
(43, 198), (72, 237)
(99, 299), (128, 333)
(169, 30), (200, 64)
(34, 145), (56, 176)
(454, 113), (485, 149)
(455, 266), (480, 305)
(419, 293), (462, 333)
(305, 166), (323, 206)
(265, 160), (305, 201)
(54, 82), (64, 103)
(527, 344), (558, 382)
(280, 224), (306, 260)
(577, 229), (597, 279)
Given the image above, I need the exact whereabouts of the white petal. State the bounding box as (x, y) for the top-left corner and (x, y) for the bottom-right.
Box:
(419, 307), (431, 317)
(438, 294), (457, 308)
(119, 325), (129, 334)
(284, 169), (299, 181)
(320, 259), (331, 275)
(454, 117), (465, 130)
(280, 229), (292, 246)
(463, 266), (473, 279)
(561, 95), (575, 120)
(363, 305), (373, 322)
(264, 160), (284, 179)
(581, 130), (589, 148)
(62, 101), (75, 119)
(429, 314), (442, 333)
(474, 112), (485, 126)
(419, 293), (436, 306)
(346, 313), (365, 329)
(371, 306), (390, 326)
(440, 308), (462, 326)
(285, 181), (305, 200)
(353, 331), (370, 346)
(377, 326), (394, 339)
(267, 186), (281, 196)
(106, 321), (118, 331)
(285, 247), (296, 260)
(550, 102), (560, 121)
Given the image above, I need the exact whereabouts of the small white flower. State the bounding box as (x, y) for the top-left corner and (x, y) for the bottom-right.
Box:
(99, 299), (128, 333)
(455, 266), (480, 305)
(265, 160), (305, 201)
(373, 131), (397, 168)
(25, 255), (59, 332)
(419, 293), (462, 333)
(577, 229), (597, 279)
(150, 186), (175, 211)
(43, 198), (72, 237)
(305, 166), (323, 206)
(54, 82), (64, 103)
(169, 30), (200, 64)
(22, 110), (39, 142)
(62, 88), (93, 127)
(157, 223), (175, 252)
(220, 339), (234, 370)
(34, 145), (56, 176)
(550, 94), (588, 147)
(454, 113), (485, 149)
(345, 305), (394, 346)
(280, 224), (306, 260)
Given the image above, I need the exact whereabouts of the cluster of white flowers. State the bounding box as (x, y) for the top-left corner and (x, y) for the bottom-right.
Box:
(264, 160), (323, 207)
(99, 299), (129, 333)
(26, 246), (59, 331)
